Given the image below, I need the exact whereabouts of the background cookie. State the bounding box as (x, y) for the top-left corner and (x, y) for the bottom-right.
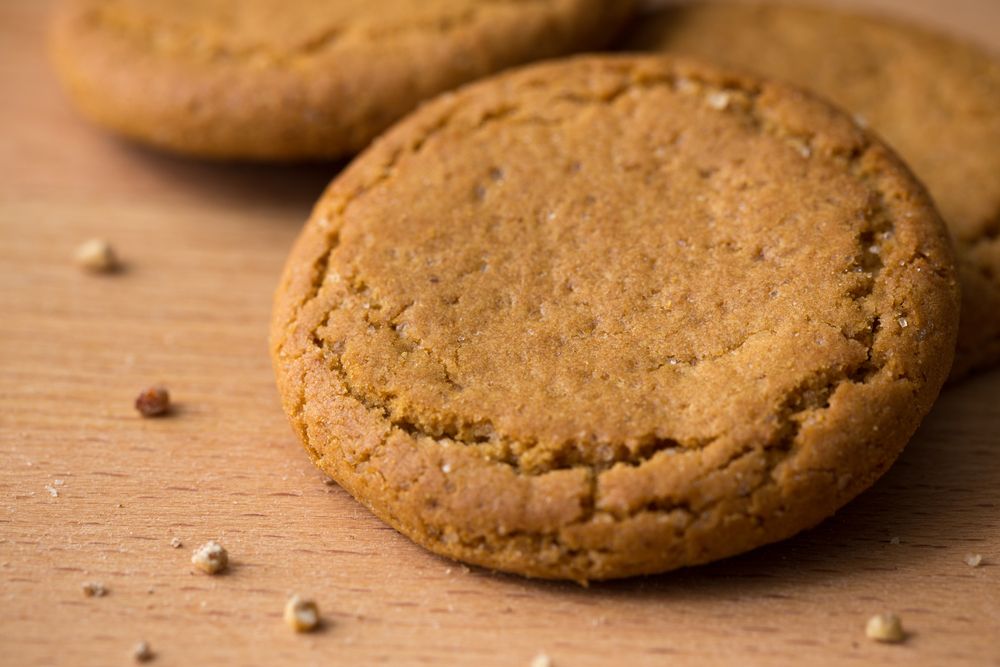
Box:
(626, 3), (1000, 380)
(50, 0), (634, 160)
(271, 55), (959, 581)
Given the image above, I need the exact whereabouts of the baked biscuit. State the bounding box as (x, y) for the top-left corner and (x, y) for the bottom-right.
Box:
(50, 0), (634, 160)
(626, 3), (1000, 380)
(271, 56), (959, 581)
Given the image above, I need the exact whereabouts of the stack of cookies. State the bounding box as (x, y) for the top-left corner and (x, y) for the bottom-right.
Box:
(50, 0), (999, 582)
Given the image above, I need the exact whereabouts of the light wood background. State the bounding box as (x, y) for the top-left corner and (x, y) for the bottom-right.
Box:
(1, 1), (998, 666)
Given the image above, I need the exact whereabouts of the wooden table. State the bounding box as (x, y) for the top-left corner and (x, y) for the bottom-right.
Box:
(2, 1), (998, 665)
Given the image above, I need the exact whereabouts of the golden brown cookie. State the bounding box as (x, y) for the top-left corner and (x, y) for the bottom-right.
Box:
(271, 55), (959, 581)
(50, 0), (634, 160)
(626, 3), (1000, 380)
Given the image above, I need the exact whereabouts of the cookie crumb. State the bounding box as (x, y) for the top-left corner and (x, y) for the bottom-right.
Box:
(75, 238), (118, 273)
(866, 612), (905, 643)
(963, 553), (983, 567)
(191, 541), (228, 574)
(82, 581), (107, 597)
(44, 485), (59, 498)
(284, 595), (321, 633)
(169, 537), (183, 549)
(135, 386), (170, 417)
(889, 536), (900, 545)
(530, 652), (553, 667)
(132, 640), (154, 662)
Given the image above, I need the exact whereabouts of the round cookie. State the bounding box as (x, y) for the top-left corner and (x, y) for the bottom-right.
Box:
(626, 3), (1000, 380)
(271, 55), (959, 581)
(50, 0), (634, 160)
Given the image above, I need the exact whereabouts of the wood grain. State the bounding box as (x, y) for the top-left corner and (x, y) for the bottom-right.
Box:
(1, 1), (998, 665)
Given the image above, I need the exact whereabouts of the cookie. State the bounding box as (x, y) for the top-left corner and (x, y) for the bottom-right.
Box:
(50, 0), (634, 160)
(271, 55), (959, 581)
(626, 3), (1000, 380)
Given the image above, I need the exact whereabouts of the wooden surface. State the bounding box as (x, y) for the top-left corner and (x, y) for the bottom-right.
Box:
(1, 1), (998, 665)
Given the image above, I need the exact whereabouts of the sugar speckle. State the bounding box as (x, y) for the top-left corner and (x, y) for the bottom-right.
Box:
(706, 91), (730, 110)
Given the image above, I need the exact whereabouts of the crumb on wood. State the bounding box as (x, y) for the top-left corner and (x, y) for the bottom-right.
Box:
(82, 581), (107, 597)
(284, 595), (321, 633)
(866, 612), (905, 643)
(74, 238), (119, 273)
(889, 536), (900, 545)
(964, 553), (983, 567)
(132, 640), (153, 663)
(531, 652), (553, 667)
(135, 386), (170, 417)
(169, 537), (183, 549)
(44, 485), (59, 498)
(191, 541), (228, 574)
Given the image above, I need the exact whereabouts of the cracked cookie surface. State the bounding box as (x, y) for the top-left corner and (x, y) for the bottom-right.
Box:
(626, 3), (1000, 380)
(271, 55), (959, 581)
(50, 0), (633, 160)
